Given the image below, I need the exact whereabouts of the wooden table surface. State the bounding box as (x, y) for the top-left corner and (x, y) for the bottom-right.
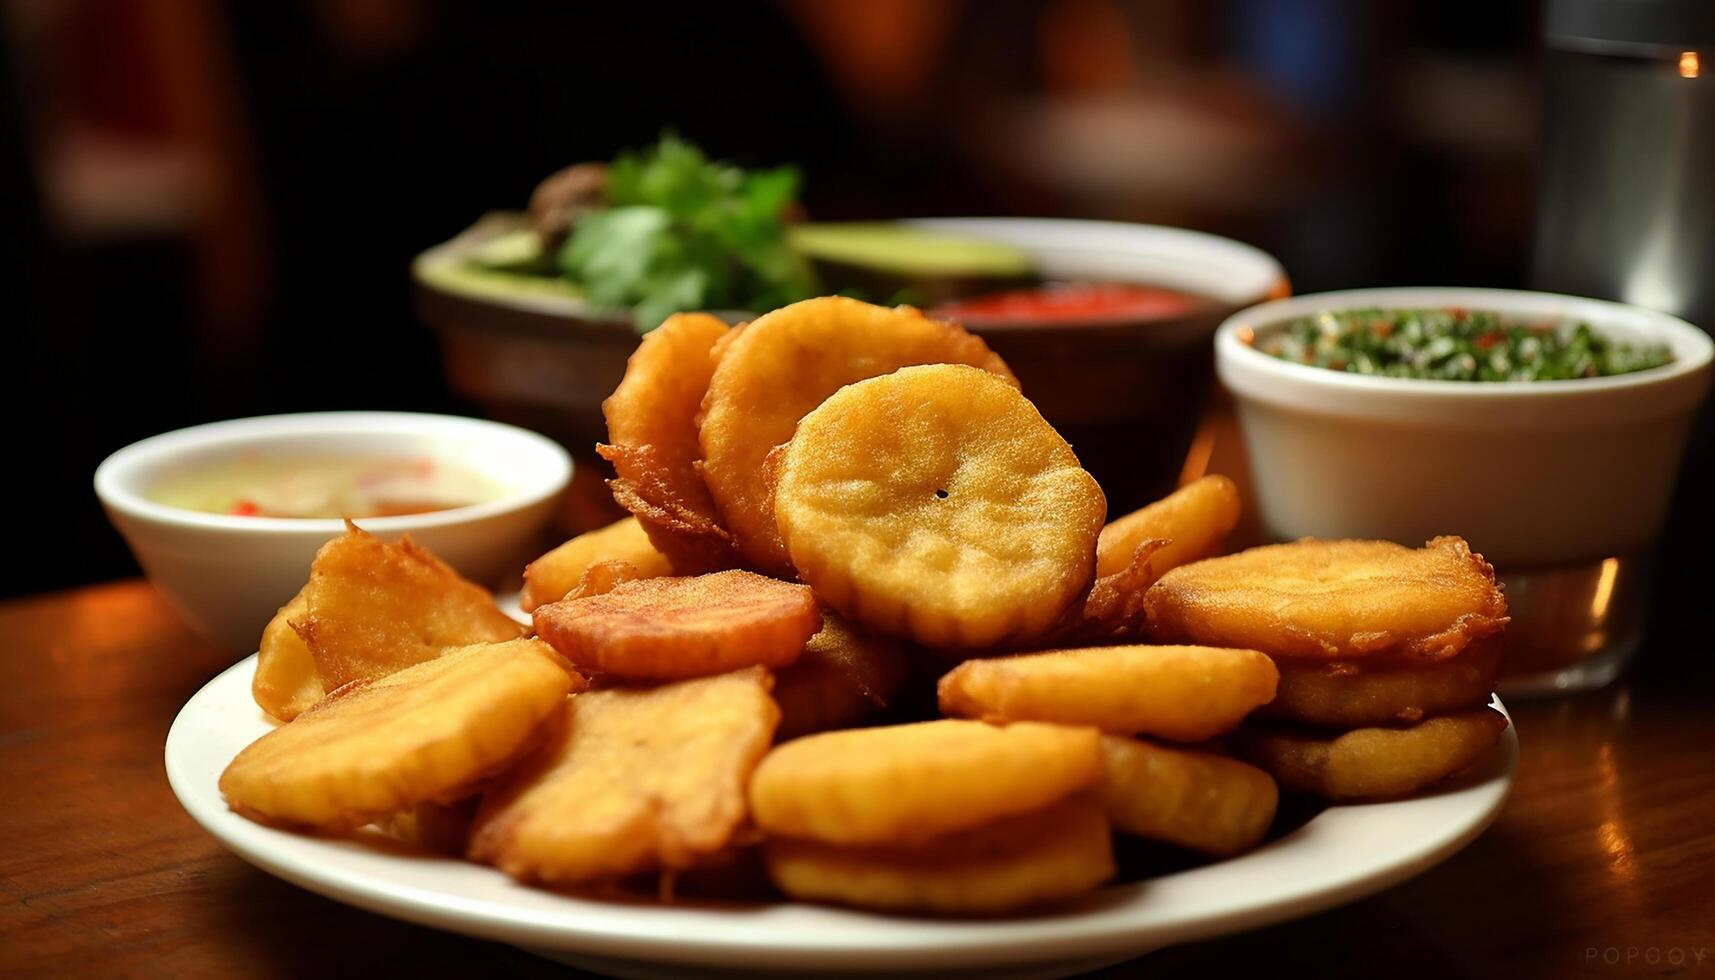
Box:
(2, 580), (1712, 979)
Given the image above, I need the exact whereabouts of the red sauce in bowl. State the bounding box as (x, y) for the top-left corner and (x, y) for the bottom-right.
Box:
(934, 283), (1200, 325)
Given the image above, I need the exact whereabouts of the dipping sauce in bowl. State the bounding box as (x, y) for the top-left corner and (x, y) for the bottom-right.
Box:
(933, 282), (1202, 327)
(146, 453), (499, 519)
(1256, 307), (1675, 381)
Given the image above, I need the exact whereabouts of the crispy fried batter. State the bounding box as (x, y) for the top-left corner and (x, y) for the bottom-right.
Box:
(1237, 708), (1509, 800)
(772, 612), (911, 741)
(295, 526), (527, 690)
(1098, 475), (1241, 579)
(775, 364), (1104, 648)
(938, 644), (1277, 742)
(700, 297), (1017, 575)
(1034, 535), (1166, 645)
(533, 570), (820, 680)
(220, 638), (580, 829)
(521, 517), (673, 612)
(1097, 736), (1277, 856)
(1144, 536), (1508, 662)
(763, 798), (1114, 914)
(599, 311), (738, 573)
(253, 587), (322, 721)
(468, 667), (778, 883)
(749, 718), (1101, 846)
(561, 559), (649, 601)
(1259, 644), (1501, 728)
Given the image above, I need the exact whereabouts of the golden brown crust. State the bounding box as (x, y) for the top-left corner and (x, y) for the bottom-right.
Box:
(520, 516), (673, 612)
(763, 798), (1114, 914)
(1143, 536), (1508, 662)
(748, 719), (1102, 846)
(220, 638), (580, 829)
(700, 297), (1017, 576)
(1097, 737), (1277, 856)
(1097, 475), (1241, 579)
(295, 525), (526, 689)
(601, 311), (740, 574)
(774, 364), (1102, 649)
(532, 570), (821, 680)
(468, 667), (778, 883)
(1236, 707), (1509, 800)
(1258, 643), (1501, 728)
(938, 644), (1277, 742)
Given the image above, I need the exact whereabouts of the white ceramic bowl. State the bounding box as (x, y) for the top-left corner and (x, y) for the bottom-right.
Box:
(95, 412), (571, 653)
(1216, 288), (1713, 567)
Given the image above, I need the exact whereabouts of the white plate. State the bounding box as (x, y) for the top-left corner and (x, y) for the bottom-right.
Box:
(167, 657), (1516, 979)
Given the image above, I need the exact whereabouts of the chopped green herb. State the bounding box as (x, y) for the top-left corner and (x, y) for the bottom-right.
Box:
(1259, 308), (1674, 381)
(560, 135), (817, 332)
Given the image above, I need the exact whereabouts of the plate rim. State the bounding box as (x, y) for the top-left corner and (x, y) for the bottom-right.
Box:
(166, 655), (1516, 972)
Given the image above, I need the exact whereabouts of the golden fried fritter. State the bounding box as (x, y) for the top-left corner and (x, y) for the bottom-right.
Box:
(772, 612), (911, 741)
(469, 667), (778, 883)
(221, 638), (580, 829)
(1144, 536), (1508, 662)
(1097, 736), (1277, 856)
(1258, 644), (1501, 728)
(775, 364), (1104, 648)
(295, 526), (526, 689)
(599, 311), (738, 573)
(764, 798), (1114, 914)
(938, 644), (1277, 742)
(533, 570), (820, 680)
(749, 718), (1101, 846)
(1237, 708), (1509, 800)
(1097, 475), (1241, 579)
(700, 297), (1017, 575)
(520, 517), (673, 612)
(252, 587), (322, 721)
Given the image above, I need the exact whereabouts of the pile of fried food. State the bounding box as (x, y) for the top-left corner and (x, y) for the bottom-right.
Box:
(223, 296), (1511, 916)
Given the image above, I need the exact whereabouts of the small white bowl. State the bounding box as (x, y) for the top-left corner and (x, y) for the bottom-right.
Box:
(1215, 288), (1713, 567)
(95, 412), (571, 653)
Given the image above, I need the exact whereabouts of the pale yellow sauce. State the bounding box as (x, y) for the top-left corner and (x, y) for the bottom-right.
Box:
(147, 453), (499, 518)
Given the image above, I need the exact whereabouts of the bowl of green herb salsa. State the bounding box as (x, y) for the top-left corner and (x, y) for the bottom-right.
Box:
(1259, 307), (1674, 382)
(1215, 288), (1712, 571)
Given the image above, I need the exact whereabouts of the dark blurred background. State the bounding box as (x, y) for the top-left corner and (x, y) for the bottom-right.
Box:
(0, 0), (1590, 596)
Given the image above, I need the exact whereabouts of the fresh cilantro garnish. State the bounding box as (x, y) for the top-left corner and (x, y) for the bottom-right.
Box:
(560, 135), (817, 332)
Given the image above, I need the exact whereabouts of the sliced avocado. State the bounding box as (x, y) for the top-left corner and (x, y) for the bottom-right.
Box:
(467, 228), (555, 275)
(789, 223), (1033, 277)
(789, 223), (1037, 306)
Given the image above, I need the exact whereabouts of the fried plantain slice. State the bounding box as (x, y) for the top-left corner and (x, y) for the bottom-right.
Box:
(469, 667), (778, 883)
(1097, 475), (1241, 579)
(700, 297), (1017, 575)
(599, 311), (739, 573)
(1144, 536), (1508, 662)
(295, 525), (526, 690)
(749, 718), (1101, 846)
(772, 612), (911, 741)
(1236, 707), (1509, 801)
(521, 516), (673, 612)
(763, 798), (1114, 915)
(938, 644), (1277, 742)
(533, 570), (820, 680)
(1097, 736), (1277, 856)
(1258, 644), (1501, 728)
(775, 364), (1104, 648)
(220, 638), (580, 829)
(253, 586), (322, 721)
